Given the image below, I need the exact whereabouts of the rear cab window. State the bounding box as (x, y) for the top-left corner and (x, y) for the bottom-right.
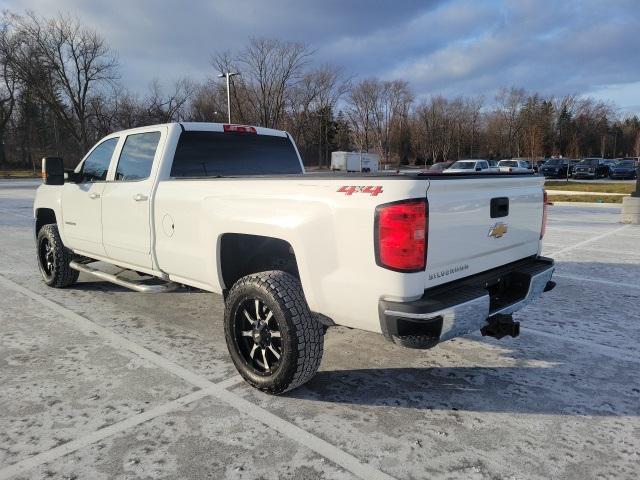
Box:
(170, 131), (303, 177)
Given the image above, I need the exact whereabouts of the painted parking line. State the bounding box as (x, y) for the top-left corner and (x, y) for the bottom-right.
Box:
(0, 275), (394, 480)
(551, 225), (631, 257)
(522, 327), (640, 365)
(0, 386), (220, 480)
(553, 273), (640, 290)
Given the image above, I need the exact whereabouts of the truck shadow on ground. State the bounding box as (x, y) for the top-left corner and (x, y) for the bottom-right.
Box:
(288, 365), (639, 417)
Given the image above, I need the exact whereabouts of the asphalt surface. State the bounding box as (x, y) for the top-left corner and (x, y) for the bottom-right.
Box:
(0, 181), (639, 480)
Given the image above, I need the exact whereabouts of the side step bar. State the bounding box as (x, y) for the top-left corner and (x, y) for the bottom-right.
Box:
(69, 261), (179, 293)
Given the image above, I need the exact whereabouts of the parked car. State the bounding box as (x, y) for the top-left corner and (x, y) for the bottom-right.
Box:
(444, 159), (491, 173)
(568, 159), (581, 176)
(428, 161), (454, 172)
(573, 158), (608, 179)
(33, 122), (554, 393)
(497, 160), (532, 173)
(540, 158), (570, 178)
(609, 159), (638, 179)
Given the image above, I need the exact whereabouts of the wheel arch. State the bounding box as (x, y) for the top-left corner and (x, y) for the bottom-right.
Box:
(35, 208), (57, 236)
(218, 233), (300, 294)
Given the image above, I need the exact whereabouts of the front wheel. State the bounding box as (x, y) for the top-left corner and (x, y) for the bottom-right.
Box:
(37, 224), (79, 288)
(224, 271), (324, 394)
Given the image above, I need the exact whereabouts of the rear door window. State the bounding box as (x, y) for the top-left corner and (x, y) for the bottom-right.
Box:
(170, 131), (302, 177)
(115, 132), (161, 181)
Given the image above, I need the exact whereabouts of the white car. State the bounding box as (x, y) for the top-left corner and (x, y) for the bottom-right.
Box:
(444, 159), (491, 173)
(34, 122), (554, 393)
(497, 160), (532, 173)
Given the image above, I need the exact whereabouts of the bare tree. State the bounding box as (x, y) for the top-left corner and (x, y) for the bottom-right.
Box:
(496, 87), (526, 157)
(286, 64), (349, 166)
(145, 78), (194, 124)
(346, 78), (380, 153)
(213, 38), (313, 129)
(0, 24), (17, 169)
(188, 79), (227, 122)
(3, 11), (119, 152)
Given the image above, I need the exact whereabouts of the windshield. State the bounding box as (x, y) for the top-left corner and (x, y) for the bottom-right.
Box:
(545, 159), (562, 166)
(448, 161), (475, 169)
(499, 160), (518, 167)
(429, 162), (449, 170)
(579, 159), (599, 166)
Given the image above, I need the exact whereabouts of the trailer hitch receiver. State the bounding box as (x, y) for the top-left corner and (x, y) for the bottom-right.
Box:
(481, 314), (520, 340)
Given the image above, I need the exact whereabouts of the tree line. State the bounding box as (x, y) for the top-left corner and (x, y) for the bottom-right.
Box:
(1, 11), (639, 171)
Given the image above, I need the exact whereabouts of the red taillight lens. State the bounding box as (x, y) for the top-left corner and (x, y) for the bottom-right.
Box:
(541, 190), (548, 239)
(223, 124), (257, 134)
(375, 199), (427, 272)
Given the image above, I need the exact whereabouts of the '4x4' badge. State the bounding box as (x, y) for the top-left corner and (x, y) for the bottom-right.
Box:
(337, 186), (383, 196)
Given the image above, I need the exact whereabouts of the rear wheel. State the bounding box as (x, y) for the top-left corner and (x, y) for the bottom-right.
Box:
(37, 224), (79, 288)
(224, 271), (324, 394)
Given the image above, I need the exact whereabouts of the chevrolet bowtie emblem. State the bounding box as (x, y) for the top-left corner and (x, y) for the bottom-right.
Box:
(488, 222), (508, 238)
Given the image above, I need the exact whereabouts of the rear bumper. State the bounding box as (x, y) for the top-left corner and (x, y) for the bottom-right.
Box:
(378, 256), (555, 349)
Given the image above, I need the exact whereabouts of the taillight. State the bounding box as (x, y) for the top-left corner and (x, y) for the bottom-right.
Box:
(541, 190), (548, 239)
(223, 124), (257, 134)
(375, 199), (428, 272)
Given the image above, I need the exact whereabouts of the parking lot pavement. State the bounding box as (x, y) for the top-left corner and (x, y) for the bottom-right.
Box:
(1, 182), (639, 480)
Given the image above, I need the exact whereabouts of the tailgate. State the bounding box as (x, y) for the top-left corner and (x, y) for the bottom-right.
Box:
(424, 175), (544, 288)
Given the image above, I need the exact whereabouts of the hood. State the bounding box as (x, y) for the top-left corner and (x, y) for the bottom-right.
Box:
(612, 166), (635, 172)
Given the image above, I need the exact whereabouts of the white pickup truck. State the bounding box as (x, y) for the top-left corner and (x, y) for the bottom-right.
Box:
(34, 122), (555, 394)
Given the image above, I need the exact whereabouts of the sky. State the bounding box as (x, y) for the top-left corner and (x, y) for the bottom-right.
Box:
(2, 0), (639, 115)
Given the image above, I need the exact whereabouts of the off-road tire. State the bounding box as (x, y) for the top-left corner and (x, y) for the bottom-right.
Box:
(224, 270), (324, 394)
(37, 224), (79, 288)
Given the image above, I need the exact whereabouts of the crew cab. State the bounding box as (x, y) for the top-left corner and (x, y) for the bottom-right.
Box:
(34, 122), (555, 394)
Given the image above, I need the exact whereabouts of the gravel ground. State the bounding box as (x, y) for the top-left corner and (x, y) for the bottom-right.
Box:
(0, 181), (638, 480)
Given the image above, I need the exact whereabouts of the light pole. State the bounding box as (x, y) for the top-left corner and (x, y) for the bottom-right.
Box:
(218, 72), (239, 123)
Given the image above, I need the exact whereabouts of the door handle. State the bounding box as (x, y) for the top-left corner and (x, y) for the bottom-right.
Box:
(133, 193), (149, 202)
(88, 192), (100, 199)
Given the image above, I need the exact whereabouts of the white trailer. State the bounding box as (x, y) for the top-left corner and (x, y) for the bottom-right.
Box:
(331, 151), (380, 172)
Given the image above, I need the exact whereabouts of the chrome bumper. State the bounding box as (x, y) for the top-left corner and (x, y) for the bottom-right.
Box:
(379, 257), (555, 349)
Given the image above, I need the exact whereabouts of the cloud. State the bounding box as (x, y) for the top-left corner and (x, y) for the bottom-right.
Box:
(2, 0), (639, 112)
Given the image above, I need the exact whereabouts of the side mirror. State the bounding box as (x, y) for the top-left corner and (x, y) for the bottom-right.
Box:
(65, 168), (81, 183)
(42, 157), (65, 185)
(476, 167), (482, 172)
